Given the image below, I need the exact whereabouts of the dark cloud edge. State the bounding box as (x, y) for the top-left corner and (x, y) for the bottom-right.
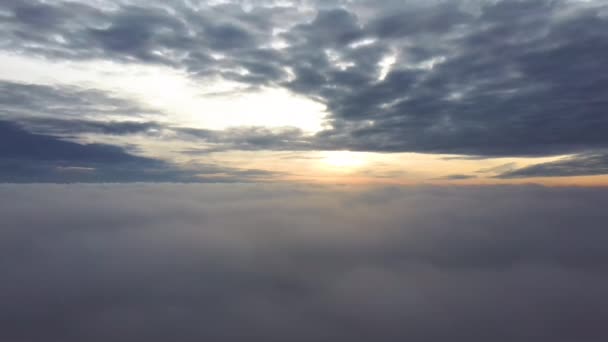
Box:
(497, 152), (608, 179)
(0, 120), (280, 183)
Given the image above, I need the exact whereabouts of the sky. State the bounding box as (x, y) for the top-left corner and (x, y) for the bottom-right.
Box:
(1, 0), (608, 184)
(3, 1), (608, 341)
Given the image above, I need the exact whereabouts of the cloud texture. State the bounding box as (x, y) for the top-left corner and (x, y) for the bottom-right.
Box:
(2, 0), (608, 181)
(1, 184), (608, 341)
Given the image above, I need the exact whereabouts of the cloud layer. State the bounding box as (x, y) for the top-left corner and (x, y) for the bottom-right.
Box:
(1, 184), (608, 341)
(4, 0), (608, 153)
(1, 0), (608, 180)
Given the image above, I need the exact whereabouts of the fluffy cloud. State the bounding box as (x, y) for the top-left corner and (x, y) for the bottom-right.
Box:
(1, 184), (607, 341)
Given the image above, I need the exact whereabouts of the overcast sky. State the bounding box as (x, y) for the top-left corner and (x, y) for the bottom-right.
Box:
(1, 0), (608, 184)
(2, 2), (608, 341)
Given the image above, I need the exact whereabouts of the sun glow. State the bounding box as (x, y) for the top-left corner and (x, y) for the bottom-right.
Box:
(321, 151), (368, 169)
(0, 54), (327, 132)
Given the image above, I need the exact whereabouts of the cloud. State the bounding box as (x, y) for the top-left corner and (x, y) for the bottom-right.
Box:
(0, 81), (159, 122)
(435, 174), (477, 180)
(498, 152), (608, 178)
(21, 118), (163, 136)
(0, 120), (184, 182)
(312, 0), (608, 157)
(1, 184), (608, 341)
(178, 126), (314, 153)
(1, 0), (290, 83)
(0, 121), (276, 183)
(476, 162), (518, 174)
(0, 120), (156, 164)
(0, 82), (305, 178)
(2, 0), (608, 178)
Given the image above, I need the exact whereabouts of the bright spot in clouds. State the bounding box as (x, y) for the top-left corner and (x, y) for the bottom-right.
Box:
(186, 87), (327, 131)
(378, 53), (397, 81)
(321, 151), (369, 169)
(0, 53), (327, 132)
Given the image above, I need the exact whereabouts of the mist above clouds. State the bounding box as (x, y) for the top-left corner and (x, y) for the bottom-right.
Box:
(1, 184), (608, 342)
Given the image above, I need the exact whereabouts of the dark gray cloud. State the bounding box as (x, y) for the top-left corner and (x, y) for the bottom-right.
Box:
(498, 152), (608, 178)
(178, 126), (314, 153)
(0, 120), (185, 182)
(369, 1), (472, 38)
(0, 81), (173, 148)
(0, 120), (144, 162)
(0, 81), (159, 122)
(435, 174), (477, 180)
(285, 8), (364, 48)
(1, 184), (608, 341)
(21, 118), (163, 136)
(0, 121), (276, 183)
(0, 0), (290, 82)
(312, 0), (608, 157)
